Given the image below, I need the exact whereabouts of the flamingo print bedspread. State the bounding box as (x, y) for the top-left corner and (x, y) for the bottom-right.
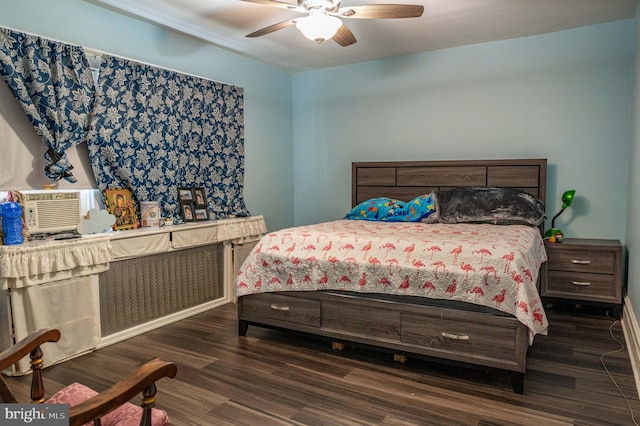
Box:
(236, 220), (549, 341)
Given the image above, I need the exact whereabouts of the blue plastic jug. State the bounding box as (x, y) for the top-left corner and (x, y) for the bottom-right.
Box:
(1, 202), (24, 245)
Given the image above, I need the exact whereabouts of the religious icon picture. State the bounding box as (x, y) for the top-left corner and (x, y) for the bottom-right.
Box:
(103, 188), (139, 231)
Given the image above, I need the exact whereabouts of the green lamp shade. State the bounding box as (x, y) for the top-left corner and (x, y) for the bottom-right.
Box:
(561, 190), (576, 209)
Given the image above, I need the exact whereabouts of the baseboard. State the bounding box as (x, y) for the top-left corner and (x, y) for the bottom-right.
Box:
(622, 296), (640, 399)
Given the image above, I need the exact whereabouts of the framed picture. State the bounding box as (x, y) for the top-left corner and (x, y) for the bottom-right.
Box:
(177, 187), (209, 223)
(103, 188), (139, 231)
(178, 187), (193, 202)
(140, 201), (160, 227)
(194, 207), (209, 221)
(193, 188), (207, 206)
(181, 203), (195, 222)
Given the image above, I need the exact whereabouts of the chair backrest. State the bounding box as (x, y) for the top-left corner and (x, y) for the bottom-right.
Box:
(0, 328), (60, 404)
(0, 328), (177, 426)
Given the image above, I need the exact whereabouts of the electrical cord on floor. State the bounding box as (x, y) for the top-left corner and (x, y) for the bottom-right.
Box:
(600, 318), (639, 426)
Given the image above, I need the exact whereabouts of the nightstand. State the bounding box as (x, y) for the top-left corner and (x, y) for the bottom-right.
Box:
(541, 238), (623, 319)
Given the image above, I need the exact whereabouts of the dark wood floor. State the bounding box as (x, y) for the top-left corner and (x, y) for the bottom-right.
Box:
(7, 302), (640, 425)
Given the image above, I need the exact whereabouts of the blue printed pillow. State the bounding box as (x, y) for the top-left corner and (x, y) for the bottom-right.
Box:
(387, 193), (436, 222)
(344, 197), (404, 221)
(344, 194), (435, 222)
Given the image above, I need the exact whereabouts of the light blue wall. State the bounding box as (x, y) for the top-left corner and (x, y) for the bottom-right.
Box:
(292, 21), (633, 244)
(0, 2), (635, 280)
(628, 8), (640, 317)
(0, 0), (294, 232)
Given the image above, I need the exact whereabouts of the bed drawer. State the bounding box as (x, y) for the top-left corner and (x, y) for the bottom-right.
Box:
(240, 293), (321, 328)
(322, 300), (401, 340)
(401, 310), (526, 368)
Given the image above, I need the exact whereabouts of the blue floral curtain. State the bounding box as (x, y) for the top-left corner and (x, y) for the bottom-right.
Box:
(87, 56), (249, 222)
(0, 28), (95, 183)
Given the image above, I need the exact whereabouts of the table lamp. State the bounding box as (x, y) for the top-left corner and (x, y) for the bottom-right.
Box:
(545, 190), (576, 241)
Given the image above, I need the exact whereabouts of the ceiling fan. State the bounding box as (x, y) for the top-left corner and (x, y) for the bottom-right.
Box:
(241, 0), (424, 46)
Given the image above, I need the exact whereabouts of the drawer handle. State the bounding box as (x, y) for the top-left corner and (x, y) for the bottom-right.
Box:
(441, 332), (469, 341)
(570, 280), (591, 286)
(270, 304), (290, 311)
(570, 259), (592, 265)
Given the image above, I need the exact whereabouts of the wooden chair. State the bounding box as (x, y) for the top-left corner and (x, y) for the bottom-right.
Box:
(0, 328), (177, 426)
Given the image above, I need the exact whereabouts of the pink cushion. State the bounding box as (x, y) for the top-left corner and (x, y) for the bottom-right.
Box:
(47, 382), (170, 426)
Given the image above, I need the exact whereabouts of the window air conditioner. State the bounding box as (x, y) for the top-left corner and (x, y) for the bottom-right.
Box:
(21, 190), (81, 234)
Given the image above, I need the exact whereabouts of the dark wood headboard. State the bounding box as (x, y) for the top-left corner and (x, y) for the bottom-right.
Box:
(352, 158), (547, 206)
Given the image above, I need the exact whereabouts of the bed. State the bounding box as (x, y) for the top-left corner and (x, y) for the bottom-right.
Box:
(236, 158), (548, 394)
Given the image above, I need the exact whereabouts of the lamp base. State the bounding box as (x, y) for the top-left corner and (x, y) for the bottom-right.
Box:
(544, 228), (564, 242)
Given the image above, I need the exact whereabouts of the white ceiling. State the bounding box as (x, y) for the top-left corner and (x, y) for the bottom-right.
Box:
(86, 0), (638, 73)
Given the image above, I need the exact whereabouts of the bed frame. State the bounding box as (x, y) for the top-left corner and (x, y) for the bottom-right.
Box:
(238, 158), (547, 394)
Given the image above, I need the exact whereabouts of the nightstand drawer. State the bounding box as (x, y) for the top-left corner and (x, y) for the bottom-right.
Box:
(547, 249), (615, 274)
(546, 270), (617, 300)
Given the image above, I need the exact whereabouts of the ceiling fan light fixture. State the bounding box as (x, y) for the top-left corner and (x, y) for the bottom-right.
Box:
(296, 11), (342, 43)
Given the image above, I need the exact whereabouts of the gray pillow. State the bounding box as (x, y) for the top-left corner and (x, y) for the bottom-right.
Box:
(435, 187), (546, 226)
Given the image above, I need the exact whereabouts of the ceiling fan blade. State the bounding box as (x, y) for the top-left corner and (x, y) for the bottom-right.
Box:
(333, 24), (357, 47)
(338, 4), (424, 19)
(246, 19), (297, 38)
(240, 0), (301, 11)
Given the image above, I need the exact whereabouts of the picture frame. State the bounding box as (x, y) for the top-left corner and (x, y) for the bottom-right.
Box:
(194, 207), (209, 221)
(177, 186), (209, 223)
(193, 187), (207, 206)
(178, 187), (193, 202)
(140, 201), (160, 227)
(103, 188), (139, 231)
(181, 203), (195, 222)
